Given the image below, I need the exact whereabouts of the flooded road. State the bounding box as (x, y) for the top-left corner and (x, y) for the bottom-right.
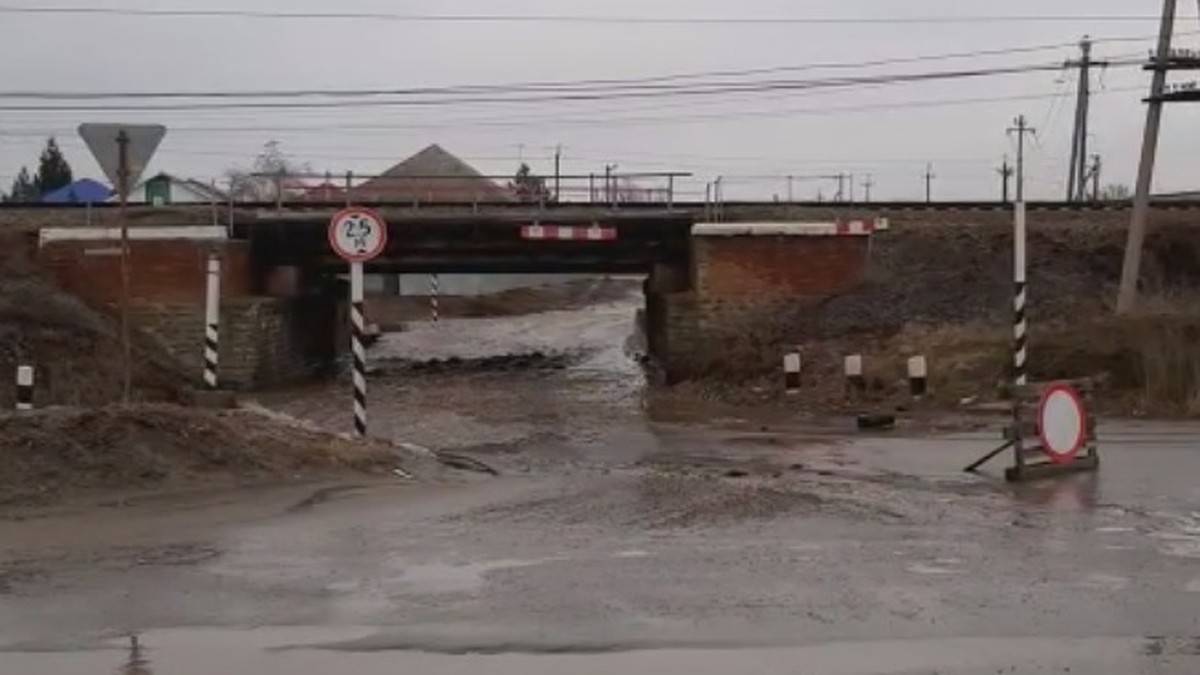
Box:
(4, 296), (1200, 673)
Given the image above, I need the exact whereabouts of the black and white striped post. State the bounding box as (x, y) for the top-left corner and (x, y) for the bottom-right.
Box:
(430, 274), (440, 323)
(1013, 202), (1028, 388)
(15, 365), (33, 411)
(908, 355), (928, 399)
(845, 354), (866, 398)
(784, 352), (802, 395)
(350, 262), (368, 437)
(329, 208), (389, 440)
(203, 255), (221, 389)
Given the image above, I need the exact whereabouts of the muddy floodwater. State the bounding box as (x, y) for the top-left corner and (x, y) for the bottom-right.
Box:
(4, 296), (1200, 673)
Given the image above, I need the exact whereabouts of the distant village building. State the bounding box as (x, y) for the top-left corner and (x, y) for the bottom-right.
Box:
(40, 179), (111, 204)
(354, 144), (513, 203)
(121, 173), (228, 205)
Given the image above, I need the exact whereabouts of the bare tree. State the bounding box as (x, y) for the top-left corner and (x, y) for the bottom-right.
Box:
(224, 141), (312, 202)
(1099, 183), (1132, 201)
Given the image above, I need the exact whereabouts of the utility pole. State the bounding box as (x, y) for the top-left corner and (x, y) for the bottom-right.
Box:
(1089, 154), (1102, 202)
(923, 163), (935, 203)
(553, 145), (562, 203)
(998, 155), (1014, 203)
(1065, 37), (1107, 202)
(786, 175), (794, 204)
(835, 173), (846, 202)
(848, 174), (856, 203)
(1007, 116), (1036, 202)
(1118, 0), (1198, 313)
(863, 175), (875, 203)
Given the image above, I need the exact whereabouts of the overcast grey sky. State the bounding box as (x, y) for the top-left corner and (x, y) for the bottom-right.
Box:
(0, 0), (1197, 200)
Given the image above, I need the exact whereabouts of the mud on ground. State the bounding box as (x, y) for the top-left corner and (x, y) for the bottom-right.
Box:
(0, 405), (426, 508)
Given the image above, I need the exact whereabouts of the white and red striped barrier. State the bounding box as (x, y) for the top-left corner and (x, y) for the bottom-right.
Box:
(693, 218), (890, 237)
(521, 224), (618, 242)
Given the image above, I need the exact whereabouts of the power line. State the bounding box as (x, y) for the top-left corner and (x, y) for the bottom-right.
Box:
(0, 85), (1145, 137)
(0, 6), (1167, 24)
(0, 61), (1140, 112)
(0, 40), (1156, 101)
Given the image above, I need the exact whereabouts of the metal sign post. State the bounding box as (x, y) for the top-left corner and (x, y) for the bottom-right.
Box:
(329, 208), (389, 438)
(78, 123), (166, 403)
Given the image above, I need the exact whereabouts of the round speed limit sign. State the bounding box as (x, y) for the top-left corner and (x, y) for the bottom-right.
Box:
(329, 208), (388, 262)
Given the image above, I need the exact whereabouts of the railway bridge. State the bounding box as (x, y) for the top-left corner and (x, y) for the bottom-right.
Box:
(10, 200), (1194, 388)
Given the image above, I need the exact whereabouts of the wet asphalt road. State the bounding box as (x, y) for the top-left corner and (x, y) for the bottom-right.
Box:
(3, 298), (1200, 673)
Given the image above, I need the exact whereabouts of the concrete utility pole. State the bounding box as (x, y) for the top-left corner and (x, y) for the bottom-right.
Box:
(1007, 116), (1036, 202)
(554, 145), (562, 202)
(998, 156), (1014, 203)
(1118, 0), (1197, 314)
(923, 163), (935, 203)
(1066, 37), (1107, 202)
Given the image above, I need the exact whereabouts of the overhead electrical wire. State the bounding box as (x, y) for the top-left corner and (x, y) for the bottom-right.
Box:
(0, 61), (1144, 112)
(0, 38), (1162, 101)
(0, 6), (1167, 24)
(0, 85), (1144, 138)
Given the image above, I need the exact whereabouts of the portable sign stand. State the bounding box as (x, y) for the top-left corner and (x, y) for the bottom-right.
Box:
(329, 208), (389, 438)
(965, 380), (1101, 482)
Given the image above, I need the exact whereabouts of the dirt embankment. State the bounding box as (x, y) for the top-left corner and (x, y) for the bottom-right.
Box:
(0, 235), (439, 509)
(0, 405), (418, 508)
(0, 235), (185, 409)
(673, 218), (1200, 416)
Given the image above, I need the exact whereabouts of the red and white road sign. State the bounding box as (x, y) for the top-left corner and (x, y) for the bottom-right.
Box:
(521, 224), (618, 242)
(1037, 383), (1088, 464)
(329, 208), (388, 262)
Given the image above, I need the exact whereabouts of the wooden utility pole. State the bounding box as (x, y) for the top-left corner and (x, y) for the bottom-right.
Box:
(1008, 116), (1036, 203)
(1118, 0), (1199, 313)
(923, 163), (935, 203)
(998, 156), (1014, 203)
(863, 175), (875, 203)
(116, 131), (132, 403)
(1090, 154), (1102, 202)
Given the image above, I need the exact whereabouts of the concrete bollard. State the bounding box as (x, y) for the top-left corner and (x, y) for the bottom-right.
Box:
(784, 352), (802, 395)
(908, 356), (929, 398)
(15, 365), (33, 411)
(845, 355), (865, 397)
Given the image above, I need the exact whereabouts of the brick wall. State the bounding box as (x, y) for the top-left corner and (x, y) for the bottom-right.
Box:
(132, 293), (344, 390)
(693, 235), (870, 299)
(39, 240), (253, 306)
(656, 234), (872, 382)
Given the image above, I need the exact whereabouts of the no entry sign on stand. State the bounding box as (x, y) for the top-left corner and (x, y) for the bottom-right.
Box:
(1037, 384), (1089, 465)
(330, 208), (388, 438)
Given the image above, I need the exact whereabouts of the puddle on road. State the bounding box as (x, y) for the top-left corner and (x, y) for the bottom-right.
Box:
(5, 631), (1197, 675)
(396, 557), (562, 593)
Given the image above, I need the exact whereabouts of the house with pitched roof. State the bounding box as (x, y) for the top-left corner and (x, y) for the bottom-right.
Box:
(355, 144), (514, 203)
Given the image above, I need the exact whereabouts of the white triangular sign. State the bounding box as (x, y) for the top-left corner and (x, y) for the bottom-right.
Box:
(77, 123), (167, 193)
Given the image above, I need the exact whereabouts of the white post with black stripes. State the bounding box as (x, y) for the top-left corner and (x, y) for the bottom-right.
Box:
(1013, 202), (1028, 388)
(203, 255), (221, 390)
(908, 355), (928, 399)
(351, 262), (368, 438)
(430, 274), (440, 323)
(15, 365), (33, 411)
(784, 352), (802, 395)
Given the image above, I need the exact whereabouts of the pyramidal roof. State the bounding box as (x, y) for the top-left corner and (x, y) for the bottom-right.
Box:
(358, 144), (512, 202)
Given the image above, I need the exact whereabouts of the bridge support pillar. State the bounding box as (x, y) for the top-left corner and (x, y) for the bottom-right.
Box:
(656, 223), (875, 383)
